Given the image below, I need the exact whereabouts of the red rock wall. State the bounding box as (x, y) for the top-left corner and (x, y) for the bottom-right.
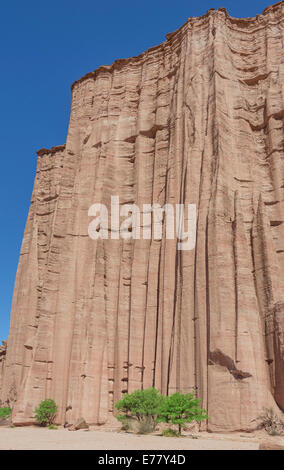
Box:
(2, 2), (284, 431)
(0, 342), (7, 405)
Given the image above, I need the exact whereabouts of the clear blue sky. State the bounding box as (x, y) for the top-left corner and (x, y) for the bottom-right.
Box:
(0, 0), (274, 340)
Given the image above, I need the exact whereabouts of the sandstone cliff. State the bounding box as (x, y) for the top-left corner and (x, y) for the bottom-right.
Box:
(1, 2), (284, 431)
(0, 342), (7, 405)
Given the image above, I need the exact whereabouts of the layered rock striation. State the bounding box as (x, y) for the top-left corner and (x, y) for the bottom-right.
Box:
(1, 2), (284, 430)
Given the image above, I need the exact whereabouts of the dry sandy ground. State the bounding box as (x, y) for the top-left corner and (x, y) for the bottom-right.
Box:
(0, 427), (268, 450)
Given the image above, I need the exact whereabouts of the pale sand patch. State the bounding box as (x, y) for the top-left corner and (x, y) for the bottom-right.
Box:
(0, 427), (261, 450)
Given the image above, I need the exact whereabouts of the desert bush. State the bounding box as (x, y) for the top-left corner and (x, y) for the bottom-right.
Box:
(162, 428), (180, 437)
(137, 416), (157, 434)
(258, 408), (284, 436)
(34, 399), (57, 426)
(48, 424), (58, 430)
(120, 416), (131, 431)
(0, 407), (11, 419)
(157, 392), (208, 435)
(115, 388), (163, 433)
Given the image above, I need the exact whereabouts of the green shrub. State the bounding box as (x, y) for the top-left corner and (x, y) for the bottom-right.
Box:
(120, 416), (131, 431)
(0, 407), (11, 419)
(115, 389), (208, 436)
(162, 428), (180, 437)
(157, 392), (208, 435)
(48, 424), (58, 430)
(115, 388), (163, 433)
(34, 399), (57, 426)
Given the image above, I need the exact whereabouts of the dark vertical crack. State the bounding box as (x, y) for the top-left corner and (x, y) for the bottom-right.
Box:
(232, 192), (238, 363)
(205, 213), (210, 417)
(152, 245), (162, 388)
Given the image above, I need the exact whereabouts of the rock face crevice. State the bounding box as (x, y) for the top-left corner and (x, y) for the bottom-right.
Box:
(1, 2), (284, 431)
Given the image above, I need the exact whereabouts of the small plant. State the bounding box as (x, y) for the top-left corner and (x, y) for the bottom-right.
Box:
(0, 407), (11, 419)
(115, 388), (163, 433)
(157, 392), (208, 435)
(48, 424), (58, 430)
(34, 399), (57, 426)
(258, 408), (284, 436)
(162, 428), (180, 437)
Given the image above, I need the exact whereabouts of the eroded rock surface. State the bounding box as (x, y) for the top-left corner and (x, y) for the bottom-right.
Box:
(1, 2), (284, 430)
